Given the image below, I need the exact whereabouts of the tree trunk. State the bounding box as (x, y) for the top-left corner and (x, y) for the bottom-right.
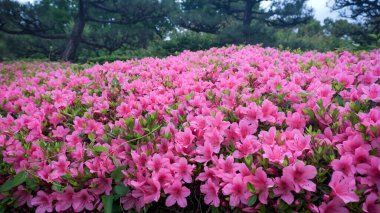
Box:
(243, 0), (254, 43)
(61, 0), (87, 62)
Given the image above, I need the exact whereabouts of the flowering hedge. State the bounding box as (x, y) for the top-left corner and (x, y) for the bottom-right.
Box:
(0, 46), (380, 213)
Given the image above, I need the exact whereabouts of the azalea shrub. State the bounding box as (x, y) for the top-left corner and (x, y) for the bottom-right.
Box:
(0, 46), (380, 213)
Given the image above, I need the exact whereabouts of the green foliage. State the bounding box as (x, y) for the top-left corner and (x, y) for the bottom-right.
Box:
(0, 0), (378, 62)
(0, 172), (28, 192)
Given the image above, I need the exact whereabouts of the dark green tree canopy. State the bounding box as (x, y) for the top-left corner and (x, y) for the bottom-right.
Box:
(331, 0), (380, 33)
(0, 0), (176, 61)
(175, 0), (313, 43)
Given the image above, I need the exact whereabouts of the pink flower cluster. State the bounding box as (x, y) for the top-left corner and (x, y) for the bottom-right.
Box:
(0, 46), (380, 212)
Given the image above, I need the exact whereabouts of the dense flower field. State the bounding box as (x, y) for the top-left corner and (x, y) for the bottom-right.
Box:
(0, 46), (380, 213)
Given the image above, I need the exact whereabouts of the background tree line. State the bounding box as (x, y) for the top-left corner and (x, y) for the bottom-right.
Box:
(0, 0), (379, 62)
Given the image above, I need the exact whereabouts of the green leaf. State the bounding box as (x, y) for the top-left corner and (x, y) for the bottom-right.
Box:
(52, 182), (65, 192)
(369, 33), (378, 39)
(276, 84), (282, 91)
(269, 190), (275, 199)
(0, 171), (28, 192)
(283, 155), (289, 166)
(102, 194), (113, 213)
(244, 155), (253, 168)
(247, 182), (256, 194)
(111, 166), (127, 182)
(248, 195), (257, 206)
(303, 108), (315, 119)
(211, 207), (220, 213)
(91, 146), (109, 155)
(185, 91), (195, 100)
(316, 99), (325, 111)
(25, 178), (38, 191)
(331, 108), (339, 121)
(113, 184), (130, 196)
(369, 148), (378, 156)
(370, 125), (379, 135)
(88, 133), (96, 142)
(123, 116), (135, 129)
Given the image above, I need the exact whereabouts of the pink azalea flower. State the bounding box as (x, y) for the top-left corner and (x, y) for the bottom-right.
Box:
(336, 73), (354, 87)
(66, 133), (82, 146)
(319, 197), (350, 213)
(121, 193), (145, 211)
(206, 111), (230, 132)
(283, 161), (317, 193)
(330, 155), (356, 177)
(196, 166), (217, 182)
(72, 189), (95, 212)
(258, 127), (277, 145)
(152, 168), (173, 187)
(50, 155), (70, 180)
(194, 142), (214, 163)
(284, 129), (311, 157)
(203, 127), (224, 153)
(352, 147), (371, 165)
(36, 164), (52, 182)
(337, 134), (367, 155)
(361, 84), (380, 102)
(146, 154), (170, 173)
(329, 171), (359, 203)
(13, 187), (32, 207)
(139, 178), (161, 204)
(52, 125), (70, 139)
(54, 186), (75, 212)
(175, 127), (195, 154)
(90, 176), (113, 195)
(164, 180), (191, 208)
(172, 157), (194, 183)
(363, 193), (380, 213)
(273, 176), (295, 205)
(48, 112), (62, 127)
(222, 174), (250, 206)
(260, 99), (278, 123)
(214, 155), (236, 174)
(317, 84), (335, 100)
(358, 71), (378, 85)
(243, 102), (262, 123)
(237, 119), (258, 139)
(262, 144), (290, 164)
(31, 191), (54, 213)
(251, 167), (274, 204)
(116, 102), (131, 117)
(200, 179), (220, 207)
(286, 112), (306, 130)
(356, 156), (380, 191)
(233, 135), (261, 158)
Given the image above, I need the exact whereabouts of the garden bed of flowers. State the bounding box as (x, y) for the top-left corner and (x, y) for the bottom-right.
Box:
(0, 46), (380, 213)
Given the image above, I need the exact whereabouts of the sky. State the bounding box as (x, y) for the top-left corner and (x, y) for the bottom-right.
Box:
(307, 0), (341, 22)
(17, 0), (341, 23)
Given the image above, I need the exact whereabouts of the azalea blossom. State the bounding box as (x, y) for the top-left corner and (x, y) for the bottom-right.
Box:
(1, 46), (380, 212)
(222, 174), (250, 206)
(363, 193), (380, 213)
(164, 180), (191, 208)
(200, 179), (220, 207)
(30, 191), (54, 213)
(273, 176), (295, 205)
(72, 189), (95, 212)
(250, 167), (274, 204)
(283, 161), (317, 193)
(54, 186), (75, 212)
(329, 171), (359, 203)
(319, 197), (350, 213)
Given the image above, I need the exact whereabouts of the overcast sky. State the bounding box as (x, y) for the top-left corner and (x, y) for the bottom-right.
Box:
(17, 0), (341, 22)
(307, 0), (340, 22)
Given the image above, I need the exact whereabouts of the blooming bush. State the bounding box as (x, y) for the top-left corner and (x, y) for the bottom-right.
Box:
(0, 46), (380, 212)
